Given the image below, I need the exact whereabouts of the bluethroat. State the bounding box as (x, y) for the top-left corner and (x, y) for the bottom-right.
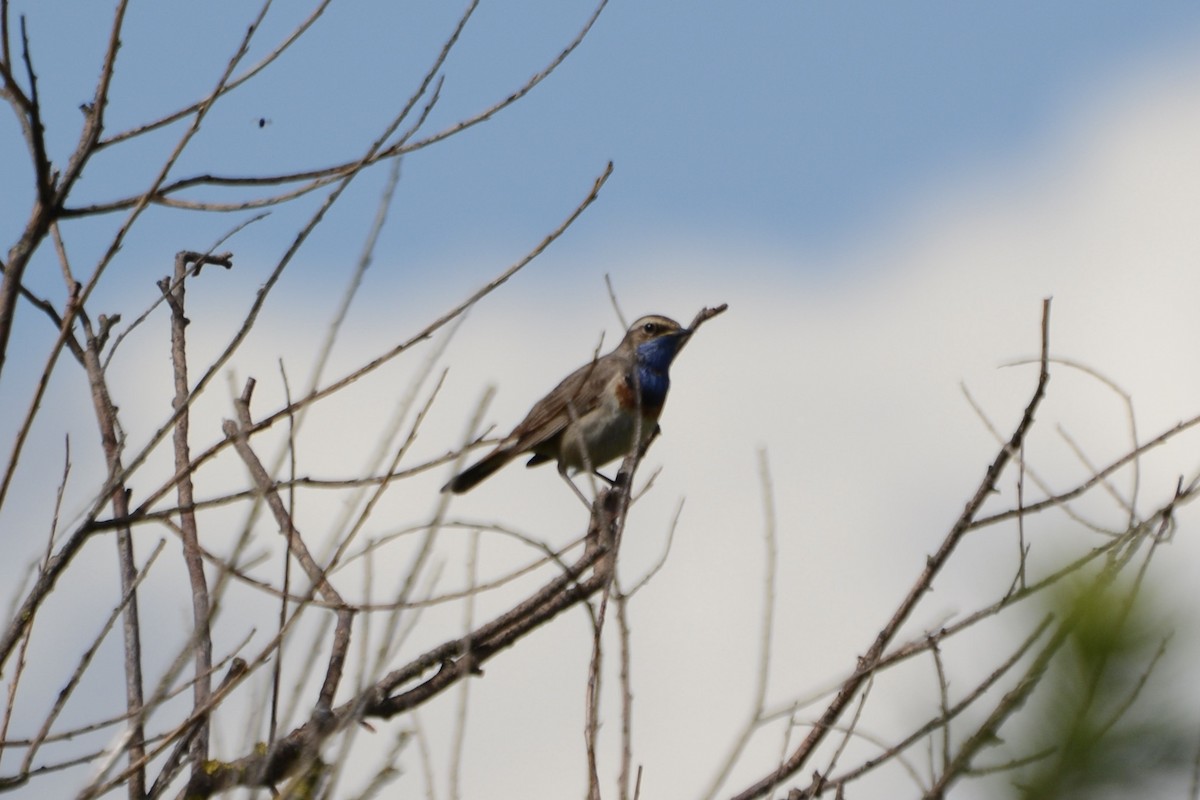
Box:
(443, 314), (692, 494)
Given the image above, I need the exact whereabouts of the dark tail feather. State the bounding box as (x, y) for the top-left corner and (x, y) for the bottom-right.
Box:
(442, 449), (516, 494)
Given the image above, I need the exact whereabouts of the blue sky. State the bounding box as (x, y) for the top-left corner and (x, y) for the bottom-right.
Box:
(5, 3), (1200, 798)
(8, 1), (1200, 283)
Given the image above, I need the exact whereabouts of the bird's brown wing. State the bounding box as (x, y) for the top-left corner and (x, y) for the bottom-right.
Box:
(504, 355), (617, 453)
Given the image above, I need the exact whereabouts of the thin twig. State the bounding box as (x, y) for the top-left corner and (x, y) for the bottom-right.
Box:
(225, 381), (354, 717)
(703, 450), (778, 798)
(448, 530), (481, 800)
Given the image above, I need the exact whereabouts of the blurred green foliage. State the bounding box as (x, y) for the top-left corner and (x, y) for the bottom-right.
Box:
(1011, 570), (1195, 800)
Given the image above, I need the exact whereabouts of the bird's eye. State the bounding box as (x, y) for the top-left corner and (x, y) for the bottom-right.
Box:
(642, 322), (657, 334)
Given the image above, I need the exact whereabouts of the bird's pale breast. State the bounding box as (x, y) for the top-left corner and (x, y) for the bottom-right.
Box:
(557, 372), (658, 472)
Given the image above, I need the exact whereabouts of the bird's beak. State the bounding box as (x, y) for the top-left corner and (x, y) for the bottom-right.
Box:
(674, 327), (694, 350)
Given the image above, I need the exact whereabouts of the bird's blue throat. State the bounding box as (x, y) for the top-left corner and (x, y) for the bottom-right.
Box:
(633, 335), (683, 407)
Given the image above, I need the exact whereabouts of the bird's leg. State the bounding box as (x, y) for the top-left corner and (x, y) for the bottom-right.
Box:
(589, 470), (617, 486)
(558, 464), (592, 508)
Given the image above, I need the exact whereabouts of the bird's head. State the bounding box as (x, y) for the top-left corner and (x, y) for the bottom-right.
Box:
(621, 314), (691, 369)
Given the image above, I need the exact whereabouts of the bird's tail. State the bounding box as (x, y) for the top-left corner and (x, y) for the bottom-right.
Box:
(442, 448), (516, 494)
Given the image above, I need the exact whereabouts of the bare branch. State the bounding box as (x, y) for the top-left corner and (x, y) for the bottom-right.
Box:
(159, 249), (218, 775)
(731, 298), (1053, 800)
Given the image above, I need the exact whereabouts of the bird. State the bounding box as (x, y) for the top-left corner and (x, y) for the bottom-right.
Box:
(443, 314), (692, 494)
